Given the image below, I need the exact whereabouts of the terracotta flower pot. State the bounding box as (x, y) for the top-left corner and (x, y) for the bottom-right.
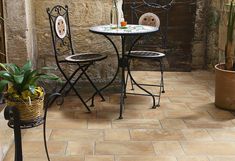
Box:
(215, 64), (235, 110)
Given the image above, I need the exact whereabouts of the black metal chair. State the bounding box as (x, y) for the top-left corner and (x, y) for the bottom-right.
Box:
(47, 5), (107, 112)
(125, 0), (173, 108)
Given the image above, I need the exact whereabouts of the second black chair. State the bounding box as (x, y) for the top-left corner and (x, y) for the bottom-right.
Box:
(47, 5), (107, 111)
(125, 1), (172, 108)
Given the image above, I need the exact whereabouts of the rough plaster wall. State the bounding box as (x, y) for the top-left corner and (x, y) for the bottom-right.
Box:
(25, 0), (37, 68)
(191, 0), (224, 69)
(4, 0), (28, 65)
(206, 0), (230, 67)
(192, 0), (207, 69)
(206, 0), (220, 68)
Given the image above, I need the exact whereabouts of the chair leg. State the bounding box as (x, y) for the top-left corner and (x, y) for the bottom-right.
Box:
(81, 68), (105, 101)
(81, 67), (105, 107)
(153, 59), (165, 109)
(127, 64), (156, 108)
(60, 68), (92, 112)
(48, 67), (81, 106)
(124, 69), (129, 98)
(129, 60), (135, 90)
(160, 59), (165, 93)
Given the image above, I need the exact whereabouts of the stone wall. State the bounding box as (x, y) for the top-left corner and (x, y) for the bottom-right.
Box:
(191, 0), (208, 69)
(4, 0), (30, 66)
(205, 0), (230, 68)
(3, 0), (223, 72)
(4, 0), (123, 83)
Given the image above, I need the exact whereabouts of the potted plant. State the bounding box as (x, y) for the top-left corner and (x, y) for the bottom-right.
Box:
(0, 60), (58, 124)
(215, 0), (235, 110)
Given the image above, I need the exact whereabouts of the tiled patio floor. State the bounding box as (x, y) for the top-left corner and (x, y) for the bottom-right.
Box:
(3, 71), (235, 161)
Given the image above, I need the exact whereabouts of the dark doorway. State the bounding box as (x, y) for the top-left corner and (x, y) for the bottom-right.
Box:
(124, 0), (196, 71)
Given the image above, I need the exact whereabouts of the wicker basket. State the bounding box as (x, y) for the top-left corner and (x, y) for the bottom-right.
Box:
(7, 95), (44, 123)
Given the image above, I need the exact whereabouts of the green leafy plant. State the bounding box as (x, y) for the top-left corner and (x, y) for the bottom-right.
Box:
(225, 0), (235, 70)
(0, 60), (59, 101)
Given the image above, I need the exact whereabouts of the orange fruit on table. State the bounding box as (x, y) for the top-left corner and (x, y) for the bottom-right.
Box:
(121, 21), (127, 27)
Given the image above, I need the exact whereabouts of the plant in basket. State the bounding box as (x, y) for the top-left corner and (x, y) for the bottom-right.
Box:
(0, 60), (59, 125)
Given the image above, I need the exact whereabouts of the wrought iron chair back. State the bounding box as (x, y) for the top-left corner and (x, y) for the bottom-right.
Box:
(128, 0), (173, 50)
(47, 5), (74, 63)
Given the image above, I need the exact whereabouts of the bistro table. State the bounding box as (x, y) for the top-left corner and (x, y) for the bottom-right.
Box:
(89, 24), (158, 119)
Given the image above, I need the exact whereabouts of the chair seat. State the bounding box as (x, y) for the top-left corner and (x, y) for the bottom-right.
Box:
(65, 53), (107, 63)
(127, 51), (165, 59)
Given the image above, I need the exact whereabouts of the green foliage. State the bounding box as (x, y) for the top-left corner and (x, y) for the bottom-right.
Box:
(0, 61), (59, 95)
(227, 0), (235, 42)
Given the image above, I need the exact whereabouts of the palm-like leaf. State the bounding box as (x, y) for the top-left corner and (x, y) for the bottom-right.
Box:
(0, 60), (59, 96)
(0, 80), (9, 93)
(22, 60), (32, 71)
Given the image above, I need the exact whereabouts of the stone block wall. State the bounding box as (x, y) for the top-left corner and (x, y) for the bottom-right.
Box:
(205, 0), (230, 68)
(4, 0), (123, 83)
(3, 0), (224, 72)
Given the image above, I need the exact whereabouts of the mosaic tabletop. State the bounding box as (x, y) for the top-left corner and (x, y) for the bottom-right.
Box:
(89, 24), (158, 36)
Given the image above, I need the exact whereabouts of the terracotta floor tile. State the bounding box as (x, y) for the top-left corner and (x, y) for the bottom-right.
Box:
(74, 111), (97, 119)
(50, 129), (103, 141)
(4, 71), (235, 161)
(187, 103), (215, 112)
(22, 158), (47, 161)
(164, 109), (203, 119)
(112, 119), (161, 129)
(110, 95), (152, 105)
(153, 141), (185, 155)
(161, 90), (191, 97)
(104, 129), (130, 141)
(142, 110), (165, 120)
(130, 129), (185, 141)
(22, 141), (67, 157)
(160, 119), (187, 129)
(51, 156), (84, 161)
(22, 128), (52, 141)
(208, 156), (235, 161)
(85, 155), (114, 161)
(47, 110), (76, 119)
(181, 129), (213, 141)
(181, 141), (235, 155)
(177, 156), (209, 161)
(46, 119), (87, 129)
(96, 111), (120, 120)
(160, 103), (191, 111)
(169, 97), (211, 104)
(88, 119), (111, 129)
(207, 108), (235, 120)
(95, 141), (155, 155)
(116, 156), (177, 161)
(60, 96), (84, 111)
(189, 89), (211, 97)
(66, 141), (94, 155)
(184, 119), (234, 129)
(207, 129), (235, 141)
(24, 156), (85, 161)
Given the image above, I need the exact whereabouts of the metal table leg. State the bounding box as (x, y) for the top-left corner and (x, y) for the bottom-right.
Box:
(4, 107), (23, 161)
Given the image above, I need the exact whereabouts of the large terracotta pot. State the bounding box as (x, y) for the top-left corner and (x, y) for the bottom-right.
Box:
(215, 64), (235, 110)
